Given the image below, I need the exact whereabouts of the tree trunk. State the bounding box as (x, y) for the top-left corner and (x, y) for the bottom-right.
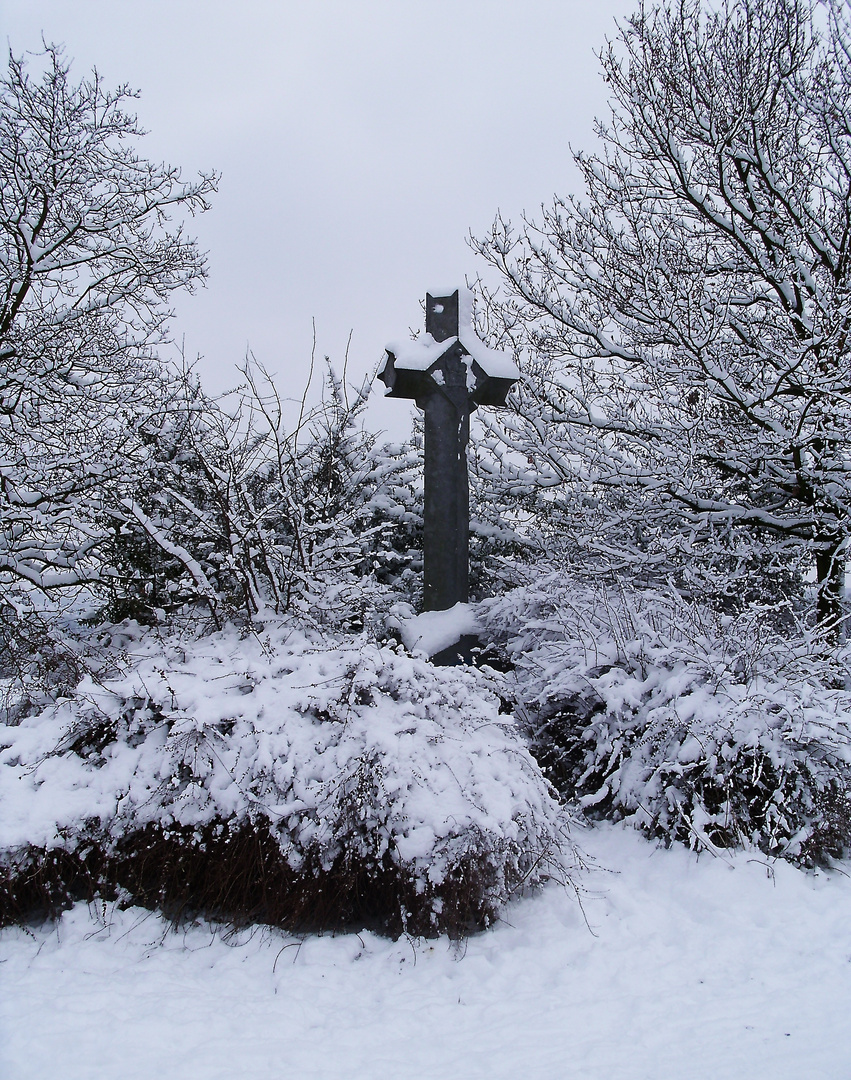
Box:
(816, 536), (845, 642)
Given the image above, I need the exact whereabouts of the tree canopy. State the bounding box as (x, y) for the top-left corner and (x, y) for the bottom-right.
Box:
(473, 0), (851, 631)
(0, 46), (217, 593)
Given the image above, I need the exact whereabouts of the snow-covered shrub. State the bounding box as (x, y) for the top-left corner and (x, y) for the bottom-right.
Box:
(0, 621), (571, 935)
(100, 363), (424, 631)
(480, 571), (851, 864)
(0, 604), (87, 721)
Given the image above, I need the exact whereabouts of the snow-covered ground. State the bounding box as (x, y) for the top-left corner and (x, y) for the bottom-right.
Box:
(2, 823), (849, 1080)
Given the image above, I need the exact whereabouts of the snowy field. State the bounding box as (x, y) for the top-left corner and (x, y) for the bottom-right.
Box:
(2, 823), (850, 1080)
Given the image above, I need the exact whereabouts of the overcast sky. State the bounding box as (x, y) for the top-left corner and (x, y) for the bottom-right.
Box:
(2, 0), (635, 434)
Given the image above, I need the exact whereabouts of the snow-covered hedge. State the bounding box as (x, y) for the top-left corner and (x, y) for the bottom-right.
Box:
(0, 621), (571, 936)
(480, 572), (851, 864)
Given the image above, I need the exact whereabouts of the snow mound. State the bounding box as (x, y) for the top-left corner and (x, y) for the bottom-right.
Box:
(395, 602), (481, 657)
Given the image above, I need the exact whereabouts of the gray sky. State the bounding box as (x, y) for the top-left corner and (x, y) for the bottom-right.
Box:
(2, 0), (635, 435)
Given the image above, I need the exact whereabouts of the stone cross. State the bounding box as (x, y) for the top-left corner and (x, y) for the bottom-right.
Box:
(379, 289), (519, 623)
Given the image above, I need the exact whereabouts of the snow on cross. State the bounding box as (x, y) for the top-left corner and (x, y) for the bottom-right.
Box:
(380, 289), (518, 663)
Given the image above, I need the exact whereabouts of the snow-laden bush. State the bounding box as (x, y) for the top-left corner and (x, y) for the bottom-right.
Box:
(0, 621), (571, 935)
(100, 363), (424, 632)
(480, 571), (851, 864)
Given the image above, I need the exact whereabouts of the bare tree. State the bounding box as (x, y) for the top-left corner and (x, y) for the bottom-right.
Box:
(0, 45), (217, 595)
(473, 0), (851, 633)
